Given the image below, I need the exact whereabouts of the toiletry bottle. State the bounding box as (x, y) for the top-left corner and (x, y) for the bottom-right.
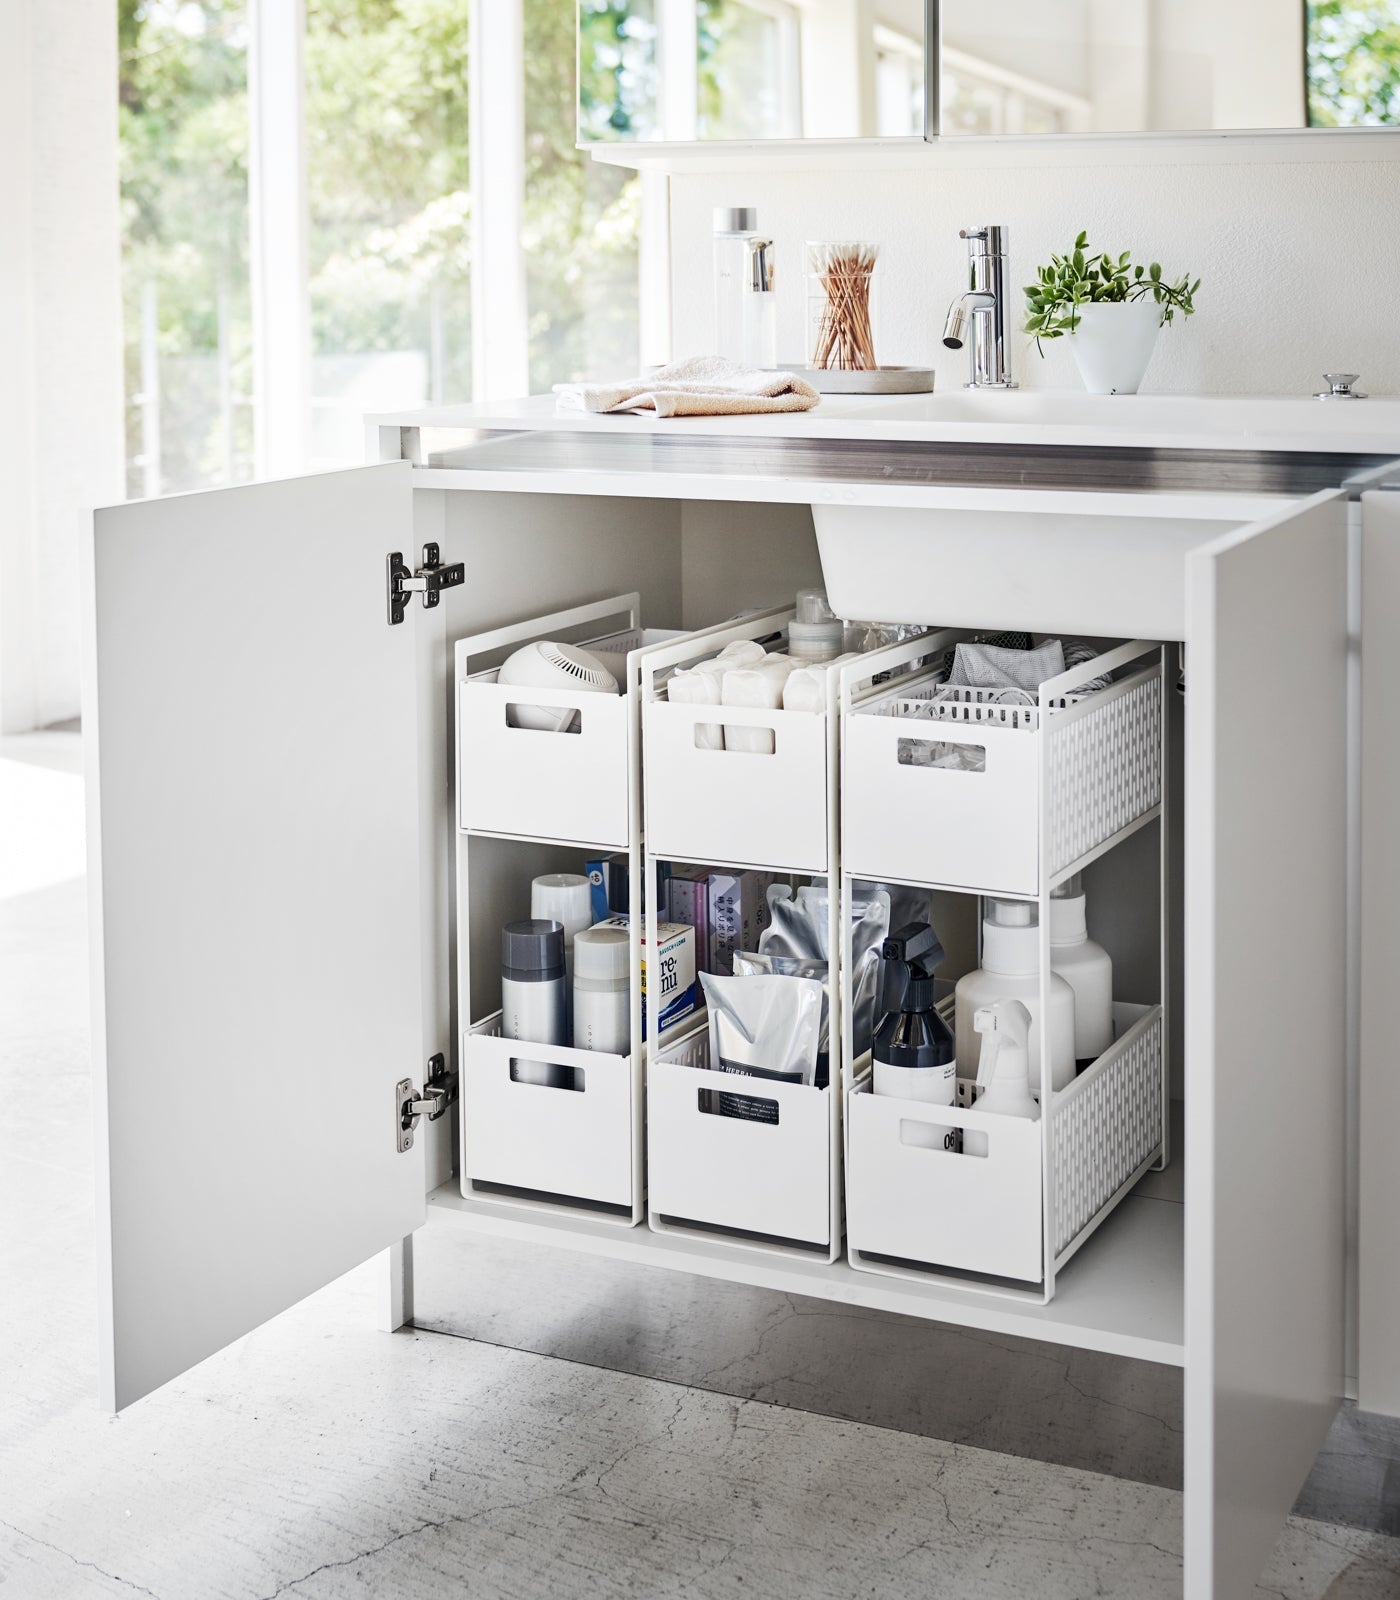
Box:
(872, 921), (957, 1104)
(501, 919), (567, 1087)
(573, 924), (631, 1055)
(788, 589), (844, 665)
(713, 207), (759, 363)
(1050, 873), (1114, 1065)
(742, 238), (778, 369)
(964, 999), (1039, 1157)
(532, 872), (593, 1026)
(954, 900), (1076, 1096)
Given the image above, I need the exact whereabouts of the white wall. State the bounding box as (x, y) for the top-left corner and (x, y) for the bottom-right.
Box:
(667, 147), (1400, 395)
(0, 0), (124, 732)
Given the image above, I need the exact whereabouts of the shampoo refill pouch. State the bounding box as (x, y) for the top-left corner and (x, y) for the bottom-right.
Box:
(733, 952), (830, 1089)
(699, 971), (824, 1124)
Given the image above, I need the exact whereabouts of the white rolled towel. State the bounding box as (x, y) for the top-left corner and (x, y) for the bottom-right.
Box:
(722, 659), (789, 754)
(668, 662), (725, 749)
(715, 639), (768, 669)
(783, 665), (827, 713)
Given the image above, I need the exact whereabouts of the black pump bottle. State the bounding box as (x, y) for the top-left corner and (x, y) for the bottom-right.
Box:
(873, 921), (956, 1077)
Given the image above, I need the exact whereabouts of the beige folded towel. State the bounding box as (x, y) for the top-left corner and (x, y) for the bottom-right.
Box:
(555, 356), (821, 418)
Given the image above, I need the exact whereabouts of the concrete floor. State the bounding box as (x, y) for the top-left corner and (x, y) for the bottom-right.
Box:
(3, 729), (1399, 1599)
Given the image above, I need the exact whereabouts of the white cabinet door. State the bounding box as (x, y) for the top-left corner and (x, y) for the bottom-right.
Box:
(1183, 490), (1348, 1598)
(1359, 483), (1400, 1417)
(86, 465), (430, 1411)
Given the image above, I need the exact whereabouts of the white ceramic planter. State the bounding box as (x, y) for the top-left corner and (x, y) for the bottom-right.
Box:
(1068, 299), (1164, 395)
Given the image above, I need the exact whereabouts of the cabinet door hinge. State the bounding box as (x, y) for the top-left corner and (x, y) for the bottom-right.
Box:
(386, 543), (465, 625)
(396, 1052), (457, 1152)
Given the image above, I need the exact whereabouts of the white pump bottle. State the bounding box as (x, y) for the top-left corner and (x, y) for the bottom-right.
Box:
(953, 899), (1077, 1095)
(964, 999), (1040, 1157)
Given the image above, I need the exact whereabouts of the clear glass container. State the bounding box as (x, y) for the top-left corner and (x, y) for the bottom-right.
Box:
(806, 240), (881, 371)
(714, 207), (760, 363)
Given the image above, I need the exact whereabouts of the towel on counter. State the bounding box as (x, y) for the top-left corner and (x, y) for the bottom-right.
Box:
(555, 356), (821, 418)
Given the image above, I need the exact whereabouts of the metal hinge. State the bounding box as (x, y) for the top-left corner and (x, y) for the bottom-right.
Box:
(396, 1052), (457, 1152)
(386, 542), (465, 625)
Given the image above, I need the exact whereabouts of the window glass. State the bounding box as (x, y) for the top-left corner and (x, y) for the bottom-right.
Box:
(526, 0), (641, 388)
(305, 0), (472, 466)
(119, 0), (253, 497)
(1307, 1), (1400, 125)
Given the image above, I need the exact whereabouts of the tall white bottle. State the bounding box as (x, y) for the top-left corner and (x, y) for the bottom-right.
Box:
(1049, 873), (1114, 1064)
(954, 899), (1076, 1096)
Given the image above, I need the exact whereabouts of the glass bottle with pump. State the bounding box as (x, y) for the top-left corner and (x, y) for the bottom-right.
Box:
(713, 206), (759, 363)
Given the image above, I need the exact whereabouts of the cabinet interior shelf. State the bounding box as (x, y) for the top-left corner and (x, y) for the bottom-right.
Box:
(427, 1179), (1184, 1368)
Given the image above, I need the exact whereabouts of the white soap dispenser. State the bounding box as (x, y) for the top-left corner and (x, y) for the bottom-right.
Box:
(1050, 873), (1114, 1065)
(954, 899), (1076, 1095)
(964, 999), (1040, 1157)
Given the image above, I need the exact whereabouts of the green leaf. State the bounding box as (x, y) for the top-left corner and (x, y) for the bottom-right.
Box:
(1150, 262), (1162, 281)
(1074, 229), (1088, 248)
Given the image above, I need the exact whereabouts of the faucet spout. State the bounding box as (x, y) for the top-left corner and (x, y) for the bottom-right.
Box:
(942, 292), (996, 351)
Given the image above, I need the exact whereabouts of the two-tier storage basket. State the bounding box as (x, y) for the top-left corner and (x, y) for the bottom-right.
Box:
(839, 633), (1170, 1301)
(456, 594), (691, 1224)
(641, 617), (945, 1260)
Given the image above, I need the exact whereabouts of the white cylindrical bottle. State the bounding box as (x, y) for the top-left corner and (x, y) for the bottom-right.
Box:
(954, 900), (1077, 1096)
(501, 919), (567, 1087)
(532, 872), (593, 1027)
(573, 924), (631, 1055)
(1050, 873), (1114, 1064)
(713, 207), (759, 363)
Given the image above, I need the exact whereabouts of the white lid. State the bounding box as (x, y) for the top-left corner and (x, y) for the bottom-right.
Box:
(987, 899), (1034, 928)
(531, 874), (593, 942)
(1050, 894), (1088, 945)
(574, 924), (630, 982)
(982, 899), (1038, 974)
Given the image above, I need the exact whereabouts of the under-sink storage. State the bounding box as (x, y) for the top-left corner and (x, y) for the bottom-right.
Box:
(647, 1026), (839, 1255)
(641, 613), (944, 875)
(841, 635), (1164, 897)
(846, 1002), (1164, 1286)
(462, 1016), (635, 1210)
(458, 593), (684, 847)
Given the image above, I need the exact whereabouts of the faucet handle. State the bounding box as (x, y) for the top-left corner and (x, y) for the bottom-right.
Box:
(1316, 373), (1366, 399)
(960, 225), (1005, 256)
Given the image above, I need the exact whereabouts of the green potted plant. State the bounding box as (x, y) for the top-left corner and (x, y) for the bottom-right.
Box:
(1023, 234), (1200, 394)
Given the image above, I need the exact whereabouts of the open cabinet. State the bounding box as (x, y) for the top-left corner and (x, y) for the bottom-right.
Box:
(85, 437), (1359, 1599)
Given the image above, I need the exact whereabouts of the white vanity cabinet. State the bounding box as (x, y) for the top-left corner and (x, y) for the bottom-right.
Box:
(83, 401), (1393, 1600)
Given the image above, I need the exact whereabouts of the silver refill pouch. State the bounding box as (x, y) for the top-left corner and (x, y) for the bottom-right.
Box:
(698, 971), (824, 1123)
(732, 952), (830, 1089)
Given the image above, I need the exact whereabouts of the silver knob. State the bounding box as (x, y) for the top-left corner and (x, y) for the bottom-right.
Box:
(1315, 373), (1367, 400)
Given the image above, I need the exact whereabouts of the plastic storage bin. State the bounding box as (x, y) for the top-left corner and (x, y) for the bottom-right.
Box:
(642, 613), (941, 875)
(841, 636), (1164, 896)
(462, 1016), (636, 1212)
(845, 1002), (1165, 1288)
(647, 1027), (839, 1257)
(458, 594), (684, 848)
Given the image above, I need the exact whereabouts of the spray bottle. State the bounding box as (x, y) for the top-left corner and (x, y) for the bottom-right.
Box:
(964, 999), (1040, 1156)
(872, 922), (956, 1104)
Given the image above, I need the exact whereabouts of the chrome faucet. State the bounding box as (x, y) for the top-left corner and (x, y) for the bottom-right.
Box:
(943, 226), (1017, 390)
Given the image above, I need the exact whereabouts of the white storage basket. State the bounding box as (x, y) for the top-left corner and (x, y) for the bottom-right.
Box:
(462, 1017), (636, 1212)
(643, 615), (942, 874)
(458, 594), (684, 848)
(647, 1027), (838, 1256)
(846, 1002), (1164, 1287)
(841, 639), (1164, 896)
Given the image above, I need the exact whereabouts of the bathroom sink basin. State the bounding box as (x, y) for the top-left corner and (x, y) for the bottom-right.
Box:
(853, 390), (1400, 451)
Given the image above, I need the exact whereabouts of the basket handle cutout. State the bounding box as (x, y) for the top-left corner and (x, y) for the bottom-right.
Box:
(698, 1087), (780, 1124)
(897, 737), (986, 774)
(509, 1060), (585, 1092)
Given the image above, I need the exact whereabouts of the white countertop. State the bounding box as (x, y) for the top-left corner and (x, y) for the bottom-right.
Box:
(373, 389), (1400, 458)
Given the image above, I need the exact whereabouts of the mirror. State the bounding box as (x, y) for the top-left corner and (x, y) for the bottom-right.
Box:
(579, 1), (1400, 144)
(577, 0), (931, 141)
(939, 1), (1400, 135)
